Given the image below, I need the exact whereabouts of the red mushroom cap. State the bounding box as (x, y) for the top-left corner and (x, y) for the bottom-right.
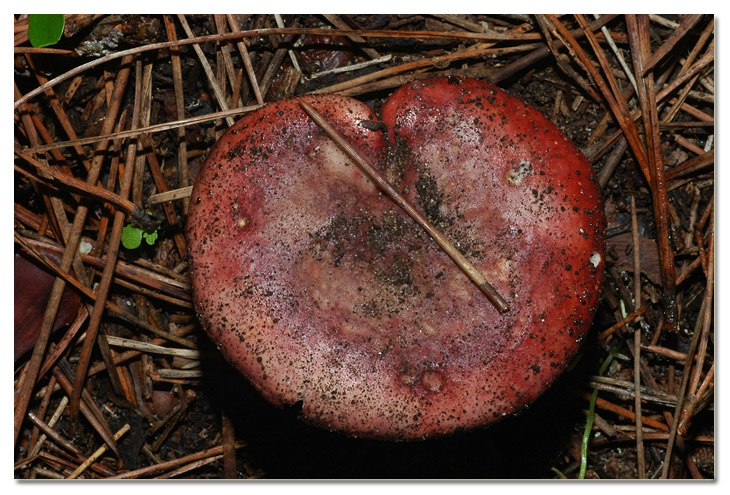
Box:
(186, 77), (605, 440)
(15, 252), (80, 362)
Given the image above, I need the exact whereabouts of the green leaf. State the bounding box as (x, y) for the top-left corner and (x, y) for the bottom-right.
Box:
(28, 14), (66, 48)
(122, 218), (160, 250)
(121, 224), (144, 250)
(143, 230), (158, 246)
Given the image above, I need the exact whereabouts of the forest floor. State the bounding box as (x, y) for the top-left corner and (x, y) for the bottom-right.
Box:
(13, 14), (714, 479)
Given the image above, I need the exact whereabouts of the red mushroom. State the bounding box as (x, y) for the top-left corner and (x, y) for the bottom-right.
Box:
(186, 76), (605, 440)
(15, 252), (81, 362)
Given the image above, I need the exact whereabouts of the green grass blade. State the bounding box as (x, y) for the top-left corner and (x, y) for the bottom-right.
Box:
(578, 345), (621, 479)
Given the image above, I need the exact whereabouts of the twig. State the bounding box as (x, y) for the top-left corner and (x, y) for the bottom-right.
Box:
(678, 19), (715, 80)
(148, 390), (194, 437)
(491, 15), (620, 86)
(597, 137), (629, 189)
(147, 186), (194, 206)
(630, 195), (645, 477)
(665, 150), (714, 181)
(626, 14), (678, 332)
(154, 369), (204, 379)
(598, 306), (647, 341)
(591, 431), (713, 449)
(673, 134), (706, 156)
(642, 15), (704, 76)
(297, 98), (509, 313)
(693, 230), (709, 279)
(14, 148), (136, 214)
(15, 14), (713, 480)
(225, 14), (264, 105)
(14, 232), (196, 349)
(23, 104), (263, 155)
(18, 232), (191, 302)
(138, 133), (187, 258)
(696, 364), (715, 404)
(51, 362), (120, 457)
(176, 15), (234, 127)
(25, 376), (61, 458)
(562, 15), (651, 183)
(69, 55), (141, 424)
(433, 14), (490, 33)
(655, 43), (714, 104)
(213, 15), (239, 95)
(14, 55), (133, 447)
(35, 440), (118, 478)
(15, 45), (76, 55)
(26, 411), (80, 456)
(679, 363), (715, 438)
(15, 26), (544, 109)
(105, 336), (201, 359)
(91, 111), (127, 265)
(155, 454), (224, 479)
(662, 74), (704, 127)
(587, 376), (678, 407)
(660, 120), (714, 130)
(678, 208), (714, 436)
(640, 344), (688, 362)
(163, 15), (192, 213)
(660, 295), (709, 478)
(308, 54), (393, 80)
(630, 196), (642, 311)
(257, 31), (292, 99)
(109, 444), (245, 479)
(535, 15), (602, 103)
(335, 44), (539, 98)
(32, 467), (66, 479)
(312, 40), (536, 96)
(67, 424), (130, 479)
(37, 308), (89, 382)
(321, 14), (381, 59)
(273, 14), (302, 74)
(24, 54), (93, 174)
(592, 14), (637, 94)
(648, 15), (679, 29)
(575, 389), (670, 432)
(220, 362), (237, 479)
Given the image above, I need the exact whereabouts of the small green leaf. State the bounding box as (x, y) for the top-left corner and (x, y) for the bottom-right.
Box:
(121, 224), (143, 250)
(28, 14), (65, 48)
(143, 230), (158, 246)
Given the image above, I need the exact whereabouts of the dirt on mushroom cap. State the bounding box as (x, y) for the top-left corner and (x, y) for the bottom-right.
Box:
(185, 77), (605, 440)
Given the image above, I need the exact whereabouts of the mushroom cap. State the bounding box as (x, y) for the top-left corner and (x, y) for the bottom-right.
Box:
(186, 77), (605, 440)
(15, 251), (80, 362)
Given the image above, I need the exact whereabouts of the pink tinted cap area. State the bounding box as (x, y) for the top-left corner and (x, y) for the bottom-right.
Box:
(186, 79), (605, 440)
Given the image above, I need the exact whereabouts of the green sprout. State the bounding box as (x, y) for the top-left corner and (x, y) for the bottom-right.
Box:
(28, 14), (65, 48)
(578, 345), (621, 479)
(121, 224), (159, 250)
(551, 467), (568, 479)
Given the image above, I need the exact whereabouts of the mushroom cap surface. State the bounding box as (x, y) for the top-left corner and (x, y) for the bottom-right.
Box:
(186, 77), (605, 440)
